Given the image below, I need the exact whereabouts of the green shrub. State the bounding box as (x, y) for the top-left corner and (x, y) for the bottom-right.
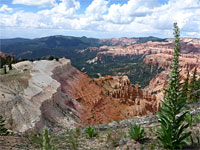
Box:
(129, 124), (144, 142)
(85, 126), (98, 138)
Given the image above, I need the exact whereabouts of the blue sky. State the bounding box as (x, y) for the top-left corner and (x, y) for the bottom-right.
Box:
(0, 0), (200, 39)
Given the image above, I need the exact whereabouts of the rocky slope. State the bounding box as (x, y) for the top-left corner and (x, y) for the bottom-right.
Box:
(0, 58), (158, 132)
(0, 59), (80, 132)
(0, 58), (159, 132)
(53, 66), (160, 126)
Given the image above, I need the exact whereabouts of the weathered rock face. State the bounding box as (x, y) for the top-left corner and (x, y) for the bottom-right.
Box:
(97, 38), (200, 57)
(145, 67), (200, 100)
(0, 59), (81, 132)
(54, 66), (125, 125)
(142, 43), (200, 99)
(144, 53), (200, 70)
(94, 76), (159, 117)
(0, 58), (159, 132)
(56, 70), (159, 125)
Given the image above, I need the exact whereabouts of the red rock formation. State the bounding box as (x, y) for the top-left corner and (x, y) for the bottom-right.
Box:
(57, 71), (160, 125)
(93, 38), (200, 104)
(144, 53), (200, 70)
(98, 39), (200, 57)
(56, 67), (126, 125)
(94, 76), (160, 117)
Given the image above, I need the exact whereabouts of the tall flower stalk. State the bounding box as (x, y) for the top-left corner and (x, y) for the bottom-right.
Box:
(157, 23), (191, 150)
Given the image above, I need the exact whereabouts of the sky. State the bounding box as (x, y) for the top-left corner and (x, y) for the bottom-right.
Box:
(0, 0), (200, 39)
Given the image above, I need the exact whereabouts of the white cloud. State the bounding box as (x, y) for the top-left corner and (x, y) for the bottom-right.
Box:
(1, 0), (200, 38)
(103, 0), (158, 24)
(12, 0), (56, 7)
(0, 4), (13, 13)
(85, 0), (108, 20)
(37, 0), (80, 29)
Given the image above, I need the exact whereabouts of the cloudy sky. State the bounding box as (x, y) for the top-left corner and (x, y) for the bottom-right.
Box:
(0, 0), (200, 39)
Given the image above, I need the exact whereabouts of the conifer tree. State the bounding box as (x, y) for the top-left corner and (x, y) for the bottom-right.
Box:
(188, 68), (199, 103)
(8, 62), (12, 70)
(3, 65), (7, 74)
(0, 115), (9, 136)
(157, 23), (191, 149)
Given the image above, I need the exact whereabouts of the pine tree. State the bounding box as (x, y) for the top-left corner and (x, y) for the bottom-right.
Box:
(0, 115), (9, 136)
(8, 62), (12, 70)
(3, 65), (7, 74)
(157, 23), (191, 149)
(188, 68), (199, 103)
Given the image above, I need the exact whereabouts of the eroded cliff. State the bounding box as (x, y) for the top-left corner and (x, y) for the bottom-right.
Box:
(0, 58), (159, 132)
(0, 59), (80, 132)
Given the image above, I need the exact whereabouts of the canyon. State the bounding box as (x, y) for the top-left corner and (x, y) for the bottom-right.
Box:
(0, 37), (199, 133)
(87, 38), (200, 98)
(0, 58), (159, 132)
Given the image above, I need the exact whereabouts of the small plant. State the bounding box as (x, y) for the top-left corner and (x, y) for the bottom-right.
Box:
(107, 130), (123, 147)
(185, 113), (194, 127)
(67, 129), (79, 149)
(129, 124), (144, 142)
(42, 127), (53, 150)
(0, 115), (9, 136)
(115, 120), (120, 124)
(75, 127), (81, 137)
(148, 127), (153, 136)
(85, 126), (98, 138)
(28, 132), (42, 148)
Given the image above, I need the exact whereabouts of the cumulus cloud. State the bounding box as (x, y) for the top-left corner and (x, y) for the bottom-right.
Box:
(38, 0), (80, 29)
(1, 0), (200, 38)
(103, 0), (159, 24)
(12, 0), (56, 7)
(0, 4), (13, 13)
(85, 0), (108, 20)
